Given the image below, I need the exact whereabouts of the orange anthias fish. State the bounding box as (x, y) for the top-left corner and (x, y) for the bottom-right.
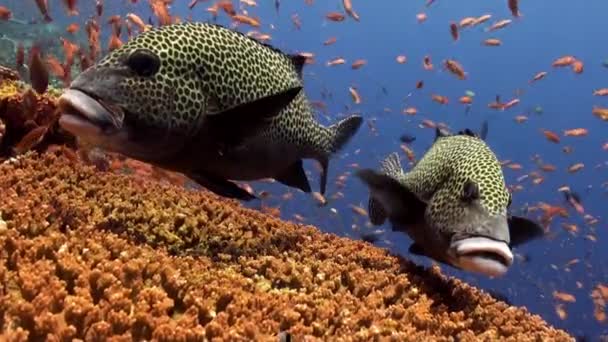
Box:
(326, 12), (345, 22)
(542, 129), (560, 143)
(127, 13), (149, 32)
(593, 88), (608, 96)
(459, 96), (473, 104)
(486, 19), (512, 32)
(459, 17), (476, 27)
(572, 60), (584, 74)
(552, 56), (576, 67)
(351, 59), (366, 69)
(416, 13), (427, 23)
(323, 37), (337, 45)
(0, 6), (12, 20)
(508, 0), (521, 17)
(108, 32), (123, 52)
(34, 0), (52, 22)
(28, 45), (49, 94)
(423, 55), (433, 70)
(66, 23), (80, 34)
(530, 71), (547, 83)
(149, 0), (172, 26)
(327, 57), (345, 66)
(483, 38), (501, 46)
(563, 128), (588, 137)
(63, 0), (78, 16)
(396, 55), (407, 64)
(444, 59), (466, 80)
(432, 94), (449, 105)
(450, 22), (459, 41)
(232, 14), (260, 27)
(349, 86), (361, 104)
(592, 107), (608, 121)
(342, 0), (360, 21)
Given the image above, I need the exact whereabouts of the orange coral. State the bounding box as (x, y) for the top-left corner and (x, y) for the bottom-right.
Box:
(0, 73), (75, 160)
(0, 149), (573, 340)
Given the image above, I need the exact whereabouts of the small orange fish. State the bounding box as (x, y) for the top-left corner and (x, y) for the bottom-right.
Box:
(217, 0), (236, 16)
(96, 0), (103, 16)
(486, 19), (512, 32)
(0, 6), (12, 20)
(572, 60), (583, 74)
(232, 14), (260, 27)
(403, 107), (417, 115)
(312, 192), (327, 206)
(150, 0), (172, 26)
(483, 38), (502, 46)
(542, 129), (560, 143)
(28, 45), (49, 95)
(530, 71), (547, 83)
(326, 12), (345, 22)
(327, 57), (345, 66)
(396, 55), (407, 64)
(459, 17), (476, 27)
(66, 23), (80, 34)
(474, 14), (492, 25)
(63, 0), (78, 16)
(349, 204), (367, 217)
(349, 86), (361, 104)
(514, 115), (528, 123)
(416, 13), (427, 23)
(593, 106), (608, 121)
(400, 144), (415, 161)
(351, 59), (366, 69)
(46, 55), (65, 78)
(567, 163), (584, 173)
(34, 0), (52, 22)
(593, 88), (608, 96)
(421, 119), (436, 128)
(540, 164), (556, 172)
(459, 96), (472, 104)
(508, 0), (520, 17)
(506, 163), (522, 170)
(323, 37), (337, 46)
(449, 22), (459, 41)
(127, 13), (149, 32)
(14, 125), (49, 155)
(444, 59), (466, 80)
(552, 56), (576, 67)
(423, 55), (433, 70)
(432, 94), (448, 105)
(342, 0), (360, 21)
(563, 128), (588, 137)
(502, 98), (520, 110)
(107, 33), (123, 52)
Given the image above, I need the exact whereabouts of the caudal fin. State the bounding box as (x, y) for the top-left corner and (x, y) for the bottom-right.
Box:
(317, 115), (363, 194)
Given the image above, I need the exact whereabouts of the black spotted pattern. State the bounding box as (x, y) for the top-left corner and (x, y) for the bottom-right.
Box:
(96, 23), (333, 154)
(395, 135), (510, 234)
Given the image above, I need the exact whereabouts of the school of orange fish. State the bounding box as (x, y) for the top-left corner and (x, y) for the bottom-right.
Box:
(0, 0), (607, 330)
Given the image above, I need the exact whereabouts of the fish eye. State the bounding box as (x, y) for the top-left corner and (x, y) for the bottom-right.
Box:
(461, 180), (480, 203)
(125, 49), (160, 77)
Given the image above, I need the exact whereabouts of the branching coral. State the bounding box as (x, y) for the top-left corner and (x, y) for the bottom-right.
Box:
(0, 68), (74, 161)
(0, 149), (574, 341)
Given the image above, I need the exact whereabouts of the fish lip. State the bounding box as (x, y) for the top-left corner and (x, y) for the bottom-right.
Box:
(57, 88), (124, 134)
(451, 237), (514, 277)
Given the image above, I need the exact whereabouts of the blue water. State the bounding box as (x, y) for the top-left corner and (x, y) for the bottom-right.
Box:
(2, 0), (607, 339)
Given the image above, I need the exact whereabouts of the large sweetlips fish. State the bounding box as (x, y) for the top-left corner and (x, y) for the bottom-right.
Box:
(58, 22), (362, 200)
(356, 125), (545, 278)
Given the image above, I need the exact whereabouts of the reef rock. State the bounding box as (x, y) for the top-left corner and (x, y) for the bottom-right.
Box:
(0, 150), (573, 341)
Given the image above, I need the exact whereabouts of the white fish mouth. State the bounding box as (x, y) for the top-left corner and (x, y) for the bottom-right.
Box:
(58, 89), (124, 138)
(451, 237), (514, 278)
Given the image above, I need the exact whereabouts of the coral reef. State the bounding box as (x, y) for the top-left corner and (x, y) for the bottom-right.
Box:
(0, 75), (74, 160)
(0, 149), (574, 341)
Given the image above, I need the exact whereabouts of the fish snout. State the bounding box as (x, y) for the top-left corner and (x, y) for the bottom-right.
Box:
(450, 237), (514, 278)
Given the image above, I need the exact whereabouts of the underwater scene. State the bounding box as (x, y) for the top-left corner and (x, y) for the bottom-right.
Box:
(0, 0), (606, 340)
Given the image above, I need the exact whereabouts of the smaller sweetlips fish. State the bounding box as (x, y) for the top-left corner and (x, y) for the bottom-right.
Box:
(58, 23), (362, 200)
(356, 124), (544, 278)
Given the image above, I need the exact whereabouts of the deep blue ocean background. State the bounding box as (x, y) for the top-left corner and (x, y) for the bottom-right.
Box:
(2, 0), (607, 339)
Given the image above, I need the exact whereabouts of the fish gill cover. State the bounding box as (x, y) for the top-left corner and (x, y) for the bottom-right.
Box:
(0, 0), (606, 340)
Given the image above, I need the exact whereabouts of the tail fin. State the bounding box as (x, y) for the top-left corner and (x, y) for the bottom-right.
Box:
(368, 153), (404, 225)
(328, 115), (363, 154)
(318, 115), (363, 194)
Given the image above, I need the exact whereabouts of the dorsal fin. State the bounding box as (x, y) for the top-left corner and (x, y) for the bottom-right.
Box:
(289, 54), (307, 79)
(434, 127), (451, 142)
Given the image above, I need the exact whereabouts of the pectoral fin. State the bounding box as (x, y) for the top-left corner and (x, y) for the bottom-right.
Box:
(206, 86), (302, 146)
(189, 172), (257, 201)
(507, 215), (545, 247)
(275, 160), (311, 193)
(356, 169), (425, 224)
